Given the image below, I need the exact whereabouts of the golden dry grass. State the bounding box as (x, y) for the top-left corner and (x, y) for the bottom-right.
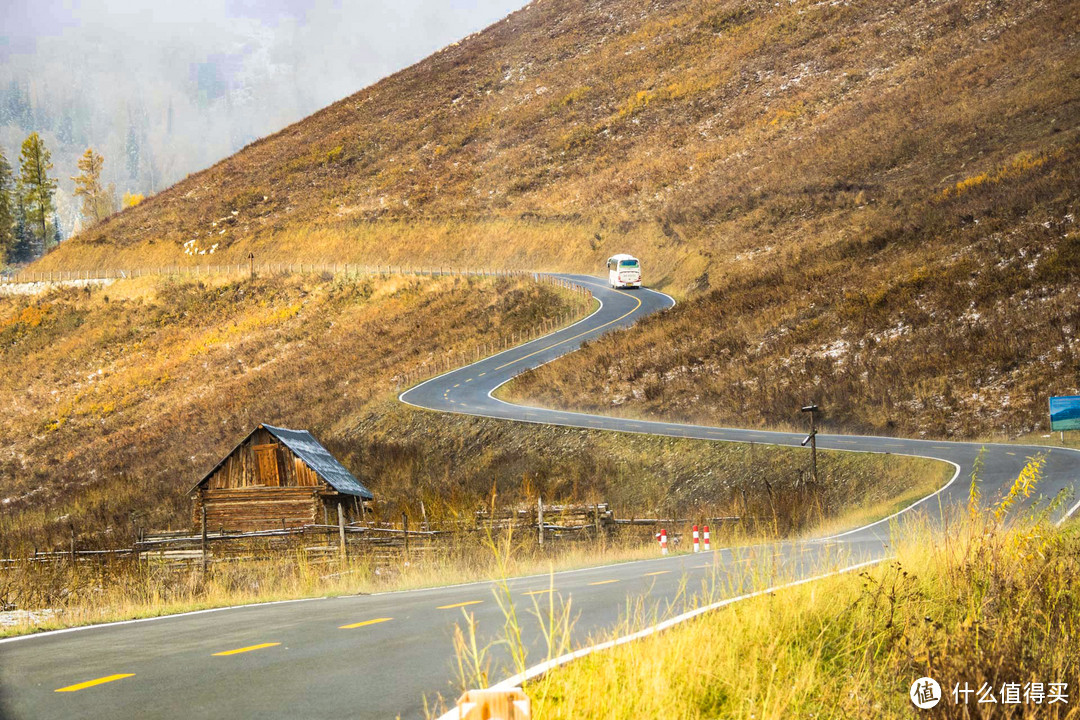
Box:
(488, 460), (1080, 719)
(27, 0), (1080, 442)
(506, 140), (1080, 438)
(0, 270), (945, 557)
(30, 0), (1078, 294)
(0, 273), (585, 550)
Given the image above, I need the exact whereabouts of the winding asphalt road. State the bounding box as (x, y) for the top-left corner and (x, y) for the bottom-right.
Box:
(1, 274), (1077, 720)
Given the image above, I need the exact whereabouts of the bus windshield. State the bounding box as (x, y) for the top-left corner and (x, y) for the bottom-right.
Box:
(619, 259), (639, 268)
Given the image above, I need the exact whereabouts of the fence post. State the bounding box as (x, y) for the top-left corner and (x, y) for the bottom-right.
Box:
(338, 502), (347, 560)
(201, 505), (208, 574)
(403, 512), (410, 563)
(537, 497), (544, 546)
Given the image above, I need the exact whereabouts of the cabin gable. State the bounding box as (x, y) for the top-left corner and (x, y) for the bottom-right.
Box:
(203, 428), (324, 491)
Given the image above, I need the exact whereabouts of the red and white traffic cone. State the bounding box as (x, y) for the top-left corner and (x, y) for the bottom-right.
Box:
(692, 524), (700, 553)
(703, 525), (711, 551)
(660, 528), (668, 555)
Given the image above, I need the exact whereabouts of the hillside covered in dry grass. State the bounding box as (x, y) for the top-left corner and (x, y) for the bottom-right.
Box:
(29, 0), (1080, 438)
(0, 275), (941, 552)
(0, 275), (576, 549)
(507, 143), (1079, 437)
(35, 0), (1076, 280)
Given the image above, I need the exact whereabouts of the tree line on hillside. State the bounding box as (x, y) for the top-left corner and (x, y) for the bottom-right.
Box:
(0, 133), (141, 266)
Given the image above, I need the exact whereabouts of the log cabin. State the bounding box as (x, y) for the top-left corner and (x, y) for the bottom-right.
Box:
(190, 424), (374, 532)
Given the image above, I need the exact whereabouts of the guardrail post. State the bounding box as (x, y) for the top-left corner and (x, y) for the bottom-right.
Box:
(455, 688), (531, 719)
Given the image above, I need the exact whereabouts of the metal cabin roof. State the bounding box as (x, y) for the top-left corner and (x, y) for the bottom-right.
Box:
(261, 425), (373, 499)
(190, 424), (373, 499)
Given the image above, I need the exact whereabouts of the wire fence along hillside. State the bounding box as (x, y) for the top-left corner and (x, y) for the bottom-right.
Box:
(0, 262), (586, 287)
(0, 262), (598, 388)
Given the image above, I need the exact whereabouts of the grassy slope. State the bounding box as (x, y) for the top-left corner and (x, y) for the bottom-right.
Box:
(33, 0), (1080, 440)
(1, 276), (945, 552)
(526, 508), (1079, 719)
(0, 274), (578, 549)
(28, 0), (1073, 280)
(505, 140), (1079, 438)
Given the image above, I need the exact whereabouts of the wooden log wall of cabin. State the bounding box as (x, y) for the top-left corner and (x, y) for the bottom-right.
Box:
(197, 487), (322, 531)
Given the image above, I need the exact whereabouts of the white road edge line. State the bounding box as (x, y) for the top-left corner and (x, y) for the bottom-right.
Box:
(0, 596), (328, 646)
(433, 557), (884, 720)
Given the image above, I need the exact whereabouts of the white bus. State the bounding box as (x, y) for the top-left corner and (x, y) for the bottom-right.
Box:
(607, 254), (642, 289)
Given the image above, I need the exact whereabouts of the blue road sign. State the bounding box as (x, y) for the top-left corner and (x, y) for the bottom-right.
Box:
(1049, 396), (1080, 431)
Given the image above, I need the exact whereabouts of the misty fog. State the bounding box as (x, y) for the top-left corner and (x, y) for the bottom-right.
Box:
(0, 0), (527, 238)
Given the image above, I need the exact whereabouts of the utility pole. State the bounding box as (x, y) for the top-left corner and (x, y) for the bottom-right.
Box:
(249, 252), (255, 280)
(801, 404), (819, 485)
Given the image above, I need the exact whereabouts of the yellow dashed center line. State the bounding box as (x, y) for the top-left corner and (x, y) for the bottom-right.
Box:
(453, 383), (460, 388)
(438, 600), (483, 610)
(339, 617), (393, 629)
(1007, 452), (1016, 456)
(465, 378), (473, 383)
(643, 570), (670, 576)
(213, 642), (280, 656)
(522, 589), (556, 596)
(478, 372), (486, 376)
(588, 579), (619, 586)
(55, 674), (134, 693)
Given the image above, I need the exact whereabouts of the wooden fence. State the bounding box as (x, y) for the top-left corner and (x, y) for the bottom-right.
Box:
(0, 503), (738, 571)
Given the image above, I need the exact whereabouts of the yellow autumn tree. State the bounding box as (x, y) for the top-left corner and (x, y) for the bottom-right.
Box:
(72, 148), (117, 226)
(122, 191), (145, 208)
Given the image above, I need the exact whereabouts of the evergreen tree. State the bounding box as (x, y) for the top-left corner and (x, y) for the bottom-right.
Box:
(72, 147), (115, 226)
(58, 107), (75, 146)
(0, 149), (14, 263)
(125, 123), (140, 182)
(10, 202), (36, 263)
(4, 81), (32, 131)
(53, 212), (62, 246)
(17, 132), (57, 254)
